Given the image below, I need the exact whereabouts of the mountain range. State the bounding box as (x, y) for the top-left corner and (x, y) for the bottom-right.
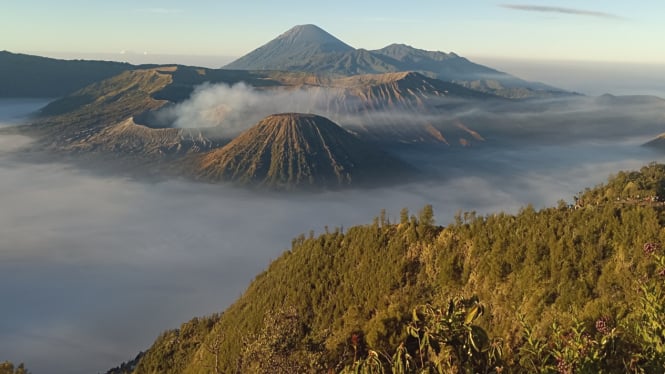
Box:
(8, 60), (501, 189)
(4, 24), (665, 191)
(225, 24), (565, 98)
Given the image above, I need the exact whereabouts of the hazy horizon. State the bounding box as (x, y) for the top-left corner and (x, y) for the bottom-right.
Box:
(7, 49), (665, 99)
(5, 2), (665, 63)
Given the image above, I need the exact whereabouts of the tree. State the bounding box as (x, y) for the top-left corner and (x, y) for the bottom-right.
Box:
(400, 208), (409, 225)
(418, 205), (434, 227)
(199, 333), (223, 374)
(0, 362), (30, 374)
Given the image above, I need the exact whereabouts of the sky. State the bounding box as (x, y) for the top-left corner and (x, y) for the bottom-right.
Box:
(3, 0), (665, 65)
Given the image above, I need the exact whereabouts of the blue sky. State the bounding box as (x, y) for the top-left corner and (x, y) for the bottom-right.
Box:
(3, 0), (665, 63)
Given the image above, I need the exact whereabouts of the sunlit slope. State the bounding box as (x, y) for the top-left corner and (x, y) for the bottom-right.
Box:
(24, 66), (493, 154)
(225, 24), (354, 70)
(194, 113), (415, 189)
(130, 163), (665, 373)
(23, 67), (237, 155)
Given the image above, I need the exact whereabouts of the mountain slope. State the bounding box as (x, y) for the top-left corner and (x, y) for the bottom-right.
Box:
(64, 117), (221, 156)
(372, 44), (561, 96)
(274, 71), (493, 112)
(15, 65), (489, 166)
(194, 113), (414, 189)
(126, 163), (665, 373)
(21, 66), (283, 148)
(35, 66), (485, 132)
(225, 24), (354, 71)
(0, 50), (137, 98)
(25, 67), (176, 145)
(644, 132), (665, 150)
(261, 71), (492, 145)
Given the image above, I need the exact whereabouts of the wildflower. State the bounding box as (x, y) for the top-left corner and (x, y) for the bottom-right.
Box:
(643, 242), (660, 255)
(595, 316), (612, 335)
(556, 358), (573, 374)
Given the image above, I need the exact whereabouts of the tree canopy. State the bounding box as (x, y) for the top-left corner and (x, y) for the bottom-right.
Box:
(127, 163), (665, 373)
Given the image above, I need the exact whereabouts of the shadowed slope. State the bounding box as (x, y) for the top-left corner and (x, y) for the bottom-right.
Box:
(0, 50), (137, 98)
(65, 117), (222, 156)
(195, 113), (414, 189)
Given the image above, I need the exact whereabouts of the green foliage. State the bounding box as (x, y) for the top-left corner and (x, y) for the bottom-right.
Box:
(511, 239), (665, 373)
(105, 352), (144, 374)
(518, 317), (628, 373)
(238, 306), (326, 373)
(577, 162), (665, 206)
(132, 314), (220, 374)
(127, 164), (665, 373)
(404, 299), (502, 374)
(0, 362), (29, 374)
(340, 299), (502, 374)
(341, 350), (385, 374)
(628, 245), (665, 371)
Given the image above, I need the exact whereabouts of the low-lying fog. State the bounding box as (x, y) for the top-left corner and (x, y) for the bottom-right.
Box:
(1, 92), (664, 374)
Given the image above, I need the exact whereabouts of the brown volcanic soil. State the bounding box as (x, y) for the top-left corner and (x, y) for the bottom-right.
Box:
(194, 113), (414, 189)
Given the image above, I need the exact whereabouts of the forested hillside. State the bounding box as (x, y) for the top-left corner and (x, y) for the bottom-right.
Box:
(126, 163), (665, 373)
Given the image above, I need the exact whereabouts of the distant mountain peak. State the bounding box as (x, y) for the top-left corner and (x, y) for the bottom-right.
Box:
(276, 24), (353, 49)
(224, 25), (568, 98)
(383, 43), (416, 50)
(380, 43), (458, 56)
(224, 25), (353, 70)
(373, 43), (455, 61)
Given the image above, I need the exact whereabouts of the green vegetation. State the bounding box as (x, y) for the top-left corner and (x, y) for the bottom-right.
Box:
(0, 362), (29, 374)
(122, 163), (665, 372)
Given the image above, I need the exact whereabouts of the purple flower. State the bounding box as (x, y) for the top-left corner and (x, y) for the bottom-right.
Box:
(644, 242), (660, 256)
(595, 316), (612, 335)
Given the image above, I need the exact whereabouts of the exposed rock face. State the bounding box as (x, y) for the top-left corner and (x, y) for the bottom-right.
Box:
(65, 117), (221, 156)
(195, 113), (414, 189)
(29, 68), (176, 145)
(280, 71), (492, 113)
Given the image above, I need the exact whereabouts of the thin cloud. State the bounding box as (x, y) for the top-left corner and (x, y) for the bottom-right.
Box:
(500, 4), (622, 19)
